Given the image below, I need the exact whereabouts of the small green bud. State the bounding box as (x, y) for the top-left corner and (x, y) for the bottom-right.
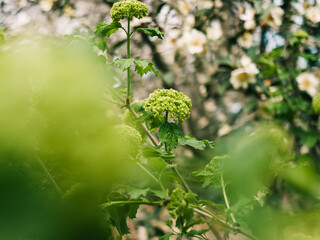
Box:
(294, 30), (309, 39)
(110, 0), (149, 22)
(312, 93), (320, 114)
(144, 89), (192, 123)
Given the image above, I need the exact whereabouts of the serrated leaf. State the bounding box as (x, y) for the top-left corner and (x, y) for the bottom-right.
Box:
(137, 27), (164, 39)
(106, 192), (140, 235)
(151, 189), (167, 198)
(128, 187), (150, 199)
(113, 58), (135, 71)
(134, 59), (159, 76)
(159, 122), (180, 151)
(95, 21), (122, 37)
(178, 134), (214, 150)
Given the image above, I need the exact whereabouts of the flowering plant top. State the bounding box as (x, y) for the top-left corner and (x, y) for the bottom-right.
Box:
(110, 0), (149, 21)
(144, 89), (192, 123)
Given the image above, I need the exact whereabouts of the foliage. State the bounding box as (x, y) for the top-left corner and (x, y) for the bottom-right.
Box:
(1, 0), (320, 239)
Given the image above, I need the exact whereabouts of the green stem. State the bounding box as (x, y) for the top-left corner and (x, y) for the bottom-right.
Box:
(126, 18), (131, 103)
(101, 200), (162, 209)
(136, 162), (167, 195)
(34, 153), (63, 196)
(173, 167), (191, 193)
(221, 174), (236, 223)
(191, 205), (259, 240)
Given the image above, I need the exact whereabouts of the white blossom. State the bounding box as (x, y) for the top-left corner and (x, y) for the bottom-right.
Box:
(40, 0), (56, 12)
(240, 7), (255, 21)
(206, 20), (222, 41)
(238, 32), (253, 48)
(230, 68), (256, 89)
(183, 29), (206, 54)
(306, 5), (320, 23)
(297, 72), (319, 97)
(263, 6), (284, 30)
(230, 56), (259, 89)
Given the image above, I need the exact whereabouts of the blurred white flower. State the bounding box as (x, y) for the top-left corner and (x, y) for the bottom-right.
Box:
(297, 72), (319, 97)
(263, 6), (284, 30)
(206, 20), (222, 41)
(230, 68), (256, 89)
(238, 32), (253, 48)
(183, 29), (206, 54)
(215, 0), (223, 8)
(63, 5), (75, 17)
(240, 7), (255, 21)
(197, 0), (214, 10)
(184, 14), (195, 30)
(166, 29), (181, 47)
(240, 55), (259, 74)
(40, 0), (56, 11)
(178, 1), (192, 15)
(230, 56), (258, 89)
(306, 5), (320, 23)
(244, 20), (256, 30)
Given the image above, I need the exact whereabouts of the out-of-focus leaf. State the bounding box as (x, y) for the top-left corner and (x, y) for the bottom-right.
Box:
(137, 27), (164, 39)
(95, 21), (122, 37)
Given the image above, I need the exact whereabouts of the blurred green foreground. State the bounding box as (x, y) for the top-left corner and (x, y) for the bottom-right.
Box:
(0, 37), (130, 240)
(1, 37), (320, 240)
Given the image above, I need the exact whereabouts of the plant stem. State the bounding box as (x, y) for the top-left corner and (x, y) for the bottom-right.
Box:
(101, 200), (162, 209)
(127, 104), (159, 146)
(126, 105), (192, 192)
(35, 153), (63, 196)
(221, 174), (236, 223)
(192, 205), (259, 240)
(136, 162), (167, 195)
(172, 167), (191, 192)
(126, 17), (131, 103)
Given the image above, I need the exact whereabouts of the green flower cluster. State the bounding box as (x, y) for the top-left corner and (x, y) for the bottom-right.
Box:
(144, 89), (192, 123)
(110, 0), (149, 22)
(115, 123), (142, 156)
(312, 93), (320, 114)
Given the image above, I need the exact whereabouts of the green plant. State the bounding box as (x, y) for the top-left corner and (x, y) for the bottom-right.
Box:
(93, 1), (260, 239)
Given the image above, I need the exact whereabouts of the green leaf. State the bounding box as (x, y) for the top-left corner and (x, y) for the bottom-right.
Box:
(106, 192), (140, 235)
(137, 27), (164, 39)
(134, 59), (159, 76)
(95, 21), (122, 37)
(112, 59), (159, 76)
(128, 187), (150, 199)
(198, 200), (225, 210)
(0, 28), (4, 43)
(301, 132), (320, 148)
(192, 156), (227, 188)
(138, 110), (152, 122)
(178, 134), (214, 150)
(151, 189), (167, 198)
(159, 233), (174, 240)
(159, 122), (180, 151)
(186, 229), (209, 236)
(95, 39), (107, 51)
(112, 58), (135, 71)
